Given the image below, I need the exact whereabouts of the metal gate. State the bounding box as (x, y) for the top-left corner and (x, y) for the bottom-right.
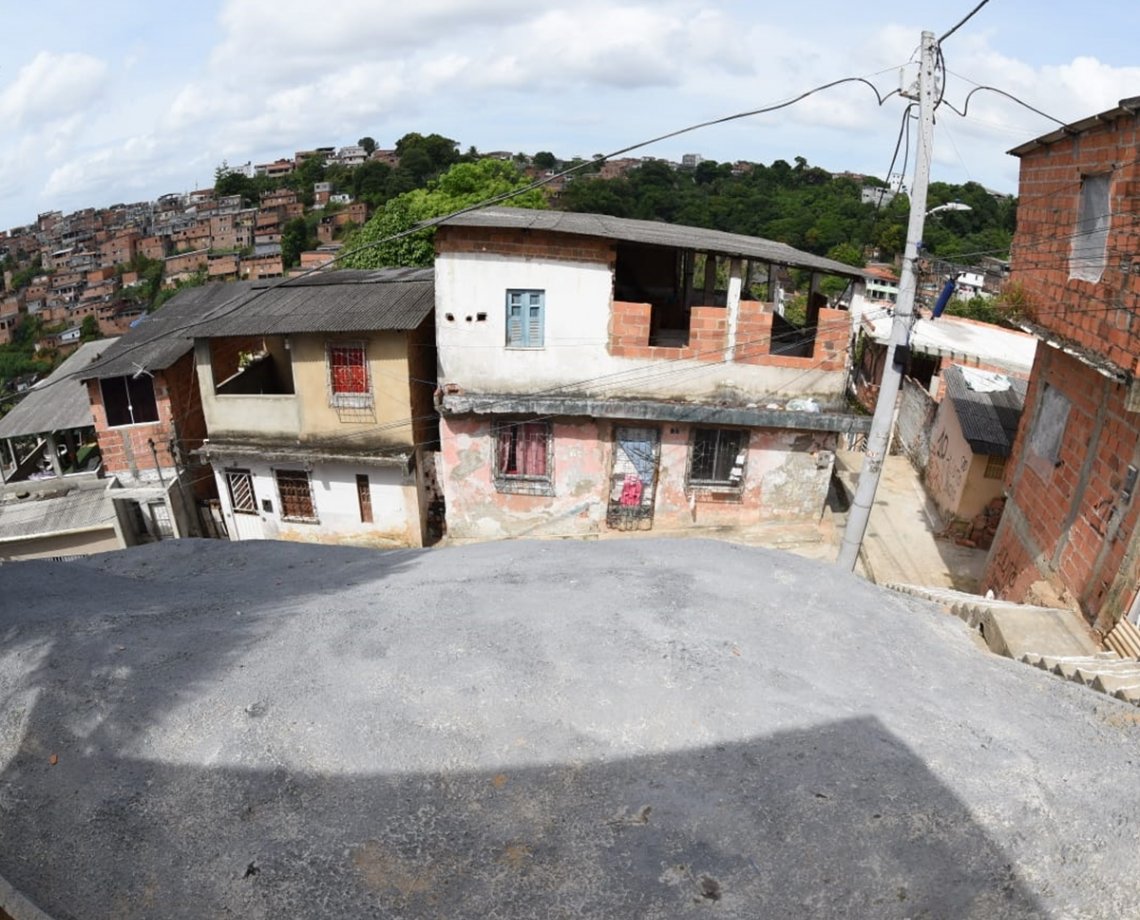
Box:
(606, 427), (660, 531)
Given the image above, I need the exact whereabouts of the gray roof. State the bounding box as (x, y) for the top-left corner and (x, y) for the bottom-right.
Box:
(1008, 96), (1140, 156)
(943, 364), (1028, 456)
(81, 283), (258, 381)
(0, 339), (119, 438)
(0, 486), (116, 542)
(190, 268), (435, 338)
(437, 207), (868, 279)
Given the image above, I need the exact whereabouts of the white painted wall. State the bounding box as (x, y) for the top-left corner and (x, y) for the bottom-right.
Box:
(435, 251), (847, 403)
(213, 458), (420, 547)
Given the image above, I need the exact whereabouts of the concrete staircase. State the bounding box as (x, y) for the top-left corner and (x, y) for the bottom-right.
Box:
(887, 583), (1140, 708)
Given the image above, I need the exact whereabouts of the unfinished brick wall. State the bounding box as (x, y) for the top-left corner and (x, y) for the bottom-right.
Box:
(982, 346), (1140, 629)
(608, 300), (727, 360)
(436, 226), (614, 266)
(88, 352), (209, 486)
(1012, 114), (1140, 374)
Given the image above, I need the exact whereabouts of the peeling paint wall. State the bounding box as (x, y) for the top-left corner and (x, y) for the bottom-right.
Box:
(434, 240), (848, 405)
(439, 415), (835, 541)
(213, 458), (422, 548)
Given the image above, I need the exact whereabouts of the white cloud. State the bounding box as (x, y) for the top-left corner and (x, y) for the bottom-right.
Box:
(0, 51), (108, 128)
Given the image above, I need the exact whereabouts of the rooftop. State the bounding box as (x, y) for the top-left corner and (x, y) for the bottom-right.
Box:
(861, 313), (1037, 376)
(1008, 96), (1140, 156)
(438, 207), (868, 279)
(0, 484), (115, 543)
(0, 537), (1137, 917)
(191, 268), (434, 338)
(0, 338), (119, 439)
(942, 364), (1028, 456)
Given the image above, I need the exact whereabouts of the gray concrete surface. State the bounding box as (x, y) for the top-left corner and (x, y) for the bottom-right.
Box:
(2, 538), (1139, 919)
(835, 450), (988, 589)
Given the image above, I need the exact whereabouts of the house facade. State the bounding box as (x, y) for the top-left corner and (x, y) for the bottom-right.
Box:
(81, 286), (242, 543)
(192, 269), (440, 548)
(982, 97), (1140, 631)
(432, 208), (870, 541)
(925, 365), (1025, 529)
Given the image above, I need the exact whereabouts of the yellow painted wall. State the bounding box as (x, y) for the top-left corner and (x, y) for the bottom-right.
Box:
(290, 332), (417, 448)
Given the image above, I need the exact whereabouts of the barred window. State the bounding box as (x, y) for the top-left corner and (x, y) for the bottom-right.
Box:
(984, 455), (1007, 480)
(494, 421), (553, 495)
(275, 469), (317, 522)
(328, 342), (371, 406)
(688, 428), (747, 489)
(225, 468), (258, 514)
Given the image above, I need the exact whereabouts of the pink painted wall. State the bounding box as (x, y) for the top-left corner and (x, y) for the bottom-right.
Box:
(439, 416), (836, 541)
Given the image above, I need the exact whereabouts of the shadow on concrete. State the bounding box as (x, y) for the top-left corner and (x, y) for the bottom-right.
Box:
(0, 541), (1046, 920)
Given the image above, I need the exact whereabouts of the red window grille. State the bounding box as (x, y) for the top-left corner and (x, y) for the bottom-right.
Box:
(329, 344), (368, 395)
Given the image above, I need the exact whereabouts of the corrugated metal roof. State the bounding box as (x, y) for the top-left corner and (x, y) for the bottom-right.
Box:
(438, 208), (868, 279)
(0, 487), (117, 542)
(943, 364), (1027, 457)
(0, 339), (119, 438)
(190, 268), (435, 337)
(82, 283), (258, 380)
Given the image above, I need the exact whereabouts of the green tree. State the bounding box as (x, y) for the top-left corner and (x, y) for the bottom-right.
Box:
(358, 136), (377, 156)
(340, 159), (547, 269)
(533, 151), (557, 170)
(79, 314), (102, 341)
(281, 216), (317, 268)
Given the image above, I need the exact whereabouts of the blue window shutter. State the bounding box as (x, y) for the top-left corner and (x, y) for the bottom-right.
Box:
(506, 290), (544, 347)
(527, 291), (543, 347)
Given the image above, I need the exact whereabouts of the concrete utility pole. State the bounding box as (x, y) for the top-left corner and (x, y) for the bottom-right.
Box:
(837, 30), (938, 572)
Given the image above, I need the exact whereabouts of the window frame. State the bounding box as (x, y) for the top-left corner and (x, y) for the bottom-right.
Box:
(1069, 173), (1111, 283)
(327, 341), (372, 408)
(687, 427), (749, 494)
(505, 289), (545, 349)
(492, 419), (554, 496)
(225, 468), (258, 515)
(274, 468), (319, 523)
(99, 374), (160, 428)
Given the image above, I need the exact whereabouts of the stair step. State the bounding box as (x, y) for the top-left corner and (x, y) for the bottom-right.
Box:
(1104, 617), (1140, 660)
(1092, 674), (1140, 695)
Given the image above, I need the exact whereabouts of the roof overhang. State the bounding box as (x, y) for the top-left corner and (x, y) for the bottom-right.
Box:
(1008, 96), (1140, 157)
(439, 393), (872, 434)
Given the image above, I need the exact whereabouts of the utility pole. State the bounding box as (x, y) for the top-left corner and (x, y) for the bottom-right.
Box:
(837, 30), (938, 572)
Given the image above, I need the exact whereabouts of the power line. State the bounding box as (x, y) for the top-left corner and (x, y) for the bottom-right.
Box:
(938, 0), (991, 44)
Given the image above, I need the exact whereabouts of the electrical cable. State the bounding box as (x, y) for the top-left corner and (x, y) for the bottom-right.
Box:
(938, 0), (991, 44)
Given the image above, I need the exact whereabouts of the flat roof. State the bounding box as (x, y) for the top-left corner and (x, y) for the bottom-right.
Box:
(861, 313), (1037, 375)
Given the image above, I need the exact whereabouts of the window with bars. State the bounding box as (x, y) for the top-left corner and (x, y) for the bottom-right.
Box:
(225, 468), (258, 514)
(688, 428), (748, 491)
(983, 455), (1007, 480)
(494, 420), (553, 494)
(356, 474), (373, 523)
(275, 469), (318, 522)
(327, 342), (371, 407)
(100, 374), (160, 427)
(506, 289), (544, 348)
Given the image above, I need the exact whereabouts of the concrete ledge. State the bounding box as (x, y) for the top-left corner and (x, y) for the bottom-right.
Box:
(980, 606), (1100, 660)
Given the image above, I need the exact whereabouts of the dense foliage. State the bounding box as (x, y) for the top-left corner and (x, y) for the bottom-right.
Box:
(339, 159), (547, 269)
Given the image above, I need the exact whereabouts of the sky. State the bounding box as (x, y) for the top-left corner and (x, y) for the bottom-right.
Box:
(2, 0), (1138, 231)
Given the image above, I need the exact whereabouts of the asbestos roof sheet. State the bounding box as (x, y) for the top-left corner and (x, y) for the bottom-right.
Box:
(190, 268), (435, 337)
(438, 208), (868, 279)
(943, 364), (1028, 456)
(0, 486), (116, 542)
(0, 339), (119, 438)
(82, 283), (258, 380)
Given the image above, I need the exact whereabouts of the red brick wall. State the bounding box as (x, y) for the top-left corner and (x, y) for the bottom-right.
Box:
(1011, 114), (1140, 375)
(435, 226), (614, 266)
(608, 301), (727, 360)
(982, 346), (1140, 628)
(88, 352), (208, 482)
